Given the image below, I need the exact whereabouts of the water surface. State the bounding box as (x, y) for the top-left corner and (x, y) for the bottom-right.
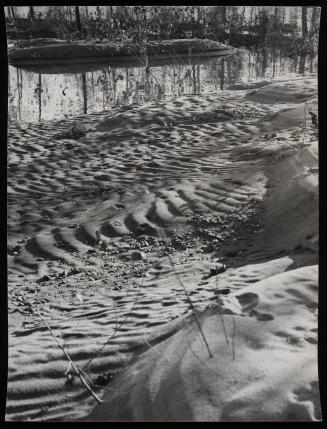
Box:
(8, 48), (317, 123)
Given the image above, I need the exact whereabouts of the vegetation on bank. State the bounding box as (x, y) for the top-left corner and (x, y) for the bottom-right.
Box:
(6, 6), (320, 59)
(8, 39), (231, 64)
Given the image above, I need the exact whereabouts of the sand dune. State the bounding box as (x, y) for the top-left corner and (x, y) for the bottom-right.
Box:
(7, 74), (319, 421)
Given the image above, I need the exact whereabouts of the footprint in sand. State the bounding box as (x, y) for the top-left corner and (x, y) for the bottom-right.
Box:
(235, 292), (259, 312)
(236, 292), (274, 321)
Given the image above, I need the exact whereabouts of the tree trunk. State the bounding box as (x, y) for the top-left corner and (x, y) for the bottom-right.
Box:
(310, 7), (320, 32)
(105, 6), (110, 20)
(68, 6), (73, 22)
(29, 7), (35, 20)
(221, 6), (227, 29)
(240, 6), (246, 26)
(290, 7), (299, 27)
(281, 7), (286, 23)
(302, 6), (308, 39)
(74, 6), (82, 37)
(249, 7), (254, 25)
(274, 6), (279, 24)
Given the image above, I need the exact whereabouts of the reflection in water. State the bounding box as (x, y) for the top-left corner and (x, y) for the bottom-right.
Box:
(33, 74), (42, 122)
(39, 74), (42, 122)
(261, 49), (268, 76)
(8, 49), (317, 123)
(82, 72), (87, 114)
(220, 57), (225, 90)
(299, 55), (306, 75)
(16, 68), (23, 121)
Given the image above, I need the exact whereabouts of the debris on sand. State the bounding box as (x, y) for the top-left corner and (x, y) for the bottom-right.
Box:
(209, 264), (227, 276)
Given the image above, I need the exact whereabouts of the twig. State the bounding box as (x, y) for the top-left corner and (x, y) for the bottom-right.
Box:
(220, 314), (230, 346)
(166, 252), (214, 358)
(216, 267), (229, 346)
(301, 100), (307, 155)
(82, 260), (149, 371)
(232, 316), (236, 361)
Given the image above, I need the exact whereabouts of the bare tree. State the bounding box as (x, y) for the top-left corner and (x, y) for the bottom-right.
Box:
(74, 6), (82, 37)
(221, 6), (227, 29)
(289, 7), (299, 27)
(281, 7), (286, 24)
(249, 6), (254, 25)
(302, 6), (308, 39)
(6, 6), (12, 19)
(298, 7), (309, 74)
(274, 7), (279, 21)
(10, 6), (16, 18)
(67, 6), (73, 23)
(28, 6), (35, 21)
(310, 7), (320, 33)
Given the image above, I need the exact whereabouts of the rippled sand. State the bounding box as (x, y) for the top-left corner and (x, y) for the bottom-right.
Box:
(7, 74), (319, 421)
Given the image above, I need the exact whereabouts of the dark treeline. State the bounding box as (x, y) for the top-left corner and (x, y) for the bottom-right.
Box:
(6, 6), (320, 59)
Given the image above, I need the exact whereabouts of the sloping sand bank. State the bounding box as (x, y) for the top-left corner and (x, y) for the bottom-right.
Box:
(88, 266), (319, 422)
(7, 74), (319, 421)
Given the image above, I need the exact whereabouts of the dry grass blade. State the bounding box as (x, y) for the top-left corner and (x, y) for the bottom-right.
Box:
(165, 251), (214, 358)
(34, 307), (103, 404)
(232, 316), (236, 361)
(220, 313), (230, 347)
(82, 260), (149, 371)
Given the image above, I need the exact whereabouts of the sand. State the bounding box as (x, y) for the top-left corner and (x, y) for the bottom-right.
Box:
(87, 266), (319, 422)
(6, 73), (319, 421)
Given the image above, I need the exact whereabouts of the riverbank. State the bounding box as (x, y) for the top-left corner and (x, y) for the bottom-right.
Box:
(6, 74), (319, 421)
(8, 38), (232, 67)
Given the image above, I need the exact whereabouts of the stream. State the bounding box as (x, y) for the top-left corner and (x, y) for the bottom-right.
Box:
(8, 48), (317, 123)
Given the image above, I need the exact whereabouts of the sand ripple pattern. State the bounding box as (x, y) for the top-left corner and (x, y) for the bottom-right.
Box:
(7, 76), (318, 421)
